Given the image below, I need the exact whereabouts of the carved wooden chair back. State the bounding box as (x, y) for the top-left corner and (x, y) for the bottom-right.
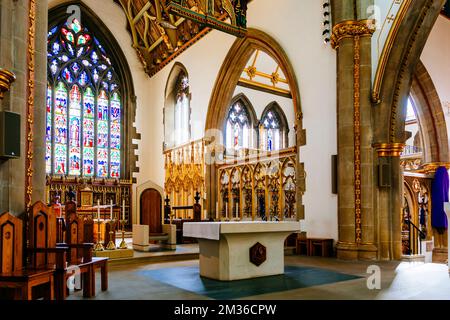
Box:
(83, 216), (94, 243)
(65, 215), (84, 264)
(65, 200), (77, 223)
(29, 201), (57, 269)
(0, 212), (23, 274)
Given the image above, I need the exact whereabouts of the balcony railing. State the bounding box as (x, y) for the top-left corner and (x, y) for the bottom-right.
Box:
(401, 145), (422, 157)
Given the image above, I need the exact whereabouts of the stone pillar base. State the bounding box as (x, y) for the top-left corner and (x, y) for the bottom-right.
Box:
(336, 242), (378, 260)
(432, 248), (447, 263)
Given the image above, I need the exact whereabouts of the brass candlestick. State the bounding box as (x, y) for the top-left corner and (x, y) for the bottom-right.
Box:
(94, 217), (104, 251)
(119, 220), (128, 249)
(106, 220), (117, 250)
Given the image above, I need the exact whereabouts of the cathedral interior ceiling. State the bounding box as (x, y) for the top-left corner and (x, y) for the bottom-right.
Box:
(115, 0), (250, 77)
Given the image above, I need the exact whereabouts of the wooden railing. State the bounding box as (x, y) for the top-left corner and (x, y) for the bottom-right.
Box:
(217, 147), (297, 221)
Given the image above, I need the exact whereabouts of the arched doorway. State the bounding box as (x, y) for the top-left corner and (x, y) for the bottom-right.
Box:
(140, 189), (163, 234)
(204, 28), (305, 218)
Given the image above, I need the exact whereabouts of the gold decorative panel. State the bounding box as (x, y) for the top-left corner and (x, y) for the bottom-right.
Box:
(164, 139), (205, 217)
(217, 147), (297, 221)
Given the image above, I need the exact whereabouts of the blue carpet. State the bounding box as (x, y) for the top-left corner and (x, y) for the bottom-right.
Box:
(139, 266), (361, 299)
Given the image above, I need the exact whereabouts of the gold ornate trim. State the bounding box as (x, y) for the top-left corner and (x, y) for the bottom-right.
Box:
(416, 162), (450, 174)
(373, 143), (406, 157)
(25, 0), (36, 212)
(0, 69), (16, 99)
(353, 36), (362, 244)
(331, 20), (376, 49)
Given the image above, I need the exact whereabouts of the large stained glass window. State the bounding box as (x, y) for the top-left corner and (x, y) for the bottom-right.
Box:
(46, 18), (122, 178)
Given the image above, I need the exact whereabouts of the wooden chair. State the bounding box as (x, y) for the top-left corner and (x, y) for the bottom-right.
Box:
(0, 212), (65, 300)
(37, 201), (109, 299)
(30, 201), (96, 300)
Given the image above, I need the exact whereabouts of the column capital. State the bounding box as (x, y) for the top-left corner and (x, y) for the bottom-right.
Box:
(0, 68), (16, 99)
(373, 143), (405, 157)
(331, 19), (376, 49)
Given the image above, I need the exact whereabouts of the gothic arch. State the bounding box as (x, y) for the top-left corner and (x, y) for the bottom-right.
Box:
(227, 93), (258, 129)
(260, 101), (290, 148)
(204, 28), (304, 217)
(165, 62), (189, 100)
(49, 0), (139, 181)
(223, 93), (258, 149)
(410, 61), (449, 164)
(164, 62), (191, 149)
(372, 0), (445, 145)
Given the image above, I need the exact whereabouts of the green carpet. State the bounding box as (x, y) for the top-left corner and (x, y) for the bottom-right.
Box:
(140, 266), (361, 299)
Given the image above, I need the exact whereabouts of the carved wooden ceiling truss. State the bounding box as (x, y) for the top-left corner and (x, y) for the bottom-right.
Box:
(115, 0), (249, 77)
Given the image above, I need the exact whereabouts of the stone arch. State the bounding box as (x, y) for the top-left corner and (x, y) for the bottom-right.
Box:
(410, 61), (449, 163)
(135, 180), (164, 225)
(203, 28), (304, 218)
(163, 62), (191, 149)
(372, 0), (446, 145)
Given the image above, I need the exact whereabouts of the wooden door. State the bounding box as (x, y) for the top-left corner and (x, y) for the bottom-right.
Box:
(140, 189), (162, 234)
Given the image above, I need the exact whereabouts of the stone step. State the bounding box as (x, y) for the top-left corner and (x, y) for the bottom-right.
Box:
(284, 246), (296, 256)
(402, 254), (425, 262)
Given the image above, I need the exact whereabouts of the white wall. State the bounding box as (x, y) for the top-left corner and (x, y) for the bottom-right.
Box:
(48, 0), (338, 241)
(421, 15), (450, 152)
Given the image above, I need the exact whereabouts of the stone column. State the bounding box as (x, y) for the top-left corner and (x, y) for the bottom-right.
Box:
(33, 0), (49, 204)
(331, 0), (377, 260)
(373, 144), (404, 260)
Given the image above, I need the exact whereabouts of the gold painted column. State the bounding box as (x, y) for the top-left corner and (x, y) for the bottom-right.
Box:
(332, 20), (376, 260)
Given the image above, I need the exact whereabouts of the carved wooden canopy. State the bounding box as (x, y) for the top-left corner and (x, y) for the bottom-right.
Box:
(115, 0), (249, 77)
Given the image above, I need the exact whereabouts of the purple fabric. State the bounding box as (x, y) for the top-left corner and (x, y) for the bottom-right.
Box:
(431, 166), (449, 229)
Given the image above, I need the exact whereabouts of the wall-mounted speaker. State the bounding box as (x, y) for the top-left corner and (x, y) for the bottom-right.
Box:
(378, 163), (391, 188)
(331, 155), (338, 194)
(0, 111), (21, 159)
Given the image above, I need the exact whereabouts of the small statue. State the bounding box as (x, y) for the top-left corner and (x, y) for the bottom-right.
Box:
(67, 187), (76, 202)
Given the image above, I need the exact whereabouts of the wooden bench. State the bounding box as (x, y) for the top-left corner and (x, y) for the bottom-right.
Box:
(296, 236), (334, 257)
(308, 238), (334, 257)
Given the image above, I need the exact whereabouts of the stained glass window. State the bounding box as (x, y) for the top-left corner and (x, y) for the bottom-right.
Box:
(225, 101), (251, 149)
(260, 108), (283, 151)
(47, 18), (122, 178)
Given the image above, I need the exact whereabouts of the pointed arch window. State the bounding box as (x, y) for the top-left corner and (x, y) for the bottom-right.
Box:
(46, 18), (122, 178)
(174, 72), (190, 146)
(259, 103), (288, 151)
(225, 101), (252, 149)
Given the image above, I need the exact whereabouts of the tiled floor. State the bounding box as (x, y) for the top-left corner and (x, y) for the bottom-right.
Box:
(68, 253), (450, 300)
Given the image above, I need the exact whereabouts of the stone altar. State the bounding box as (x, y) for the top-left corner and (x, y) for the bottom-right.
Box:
(183, 221), (300, 281)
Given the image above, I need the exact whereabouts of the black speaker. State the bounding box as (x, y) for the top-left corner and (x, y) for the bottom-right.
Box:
(331, 155), (338, 194)
(378, 163), (391, 187)
(0, 111), (21, 159)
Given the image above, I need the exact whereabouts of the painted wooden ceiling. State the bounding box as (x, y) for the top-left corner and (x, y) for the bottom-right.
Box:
(115, 0), (249, 77)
